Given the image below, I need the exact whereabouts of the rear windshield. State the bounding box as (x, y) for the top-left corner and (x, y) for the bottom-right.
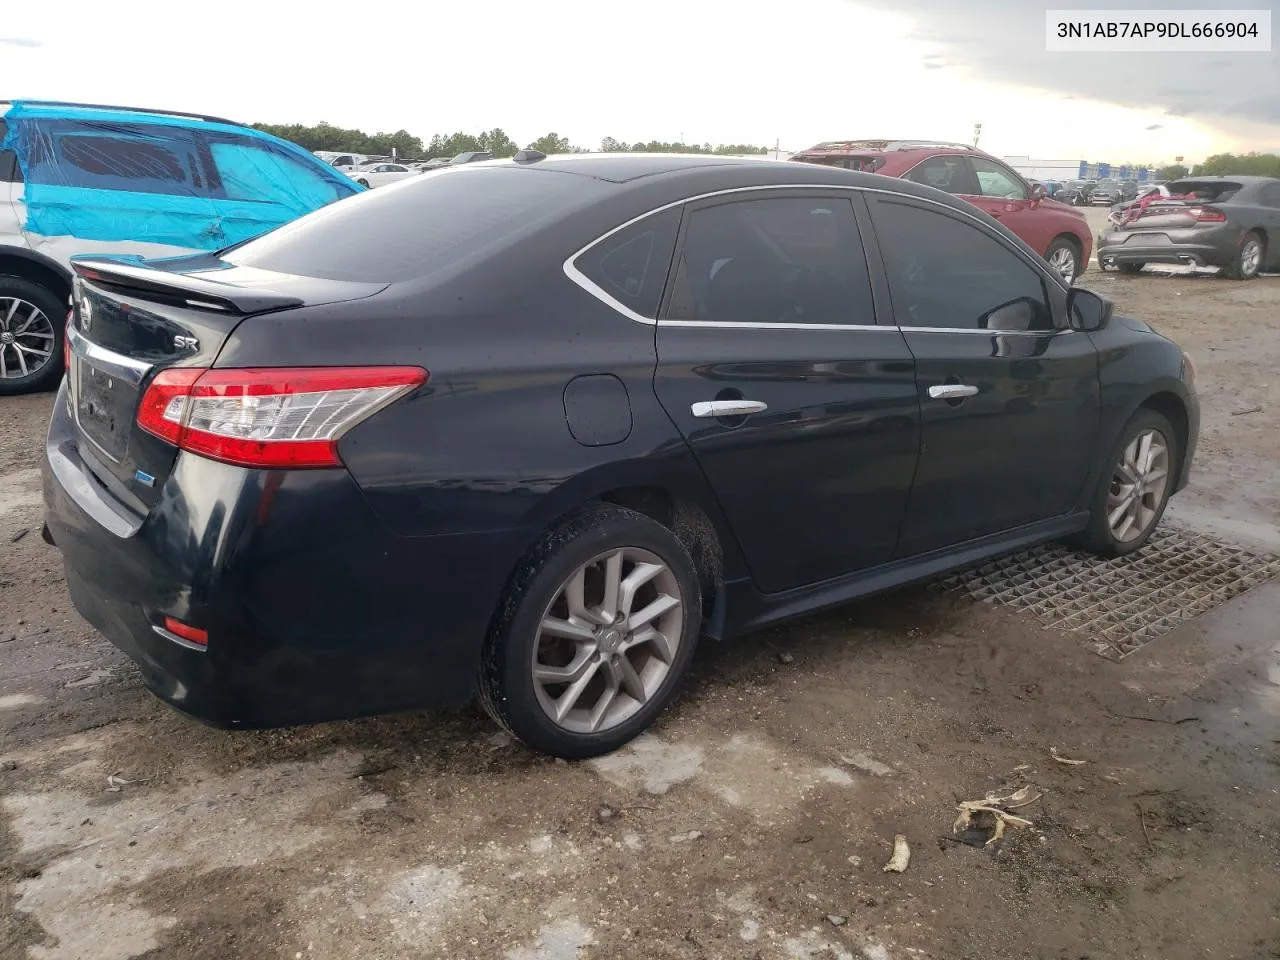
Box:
(1167, 180), (1243, 202)
(223, 166), (601, 282)
(793, 154), (884, 173)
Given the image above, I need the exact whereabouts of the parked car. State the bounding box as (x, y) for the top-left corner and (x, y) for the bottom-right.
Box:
(347, 161), (417, 188)
(43, 154), (1199, 758)
(313, 151), (382, 171)
(0, 100), (363, 395)
(1088, 179), (1125, 205)
(1054, 180), (1095, 206)
(789, 140), (1092, 283)
(1098, 176), (1280, 278)
(1118, 180), (1140, 201)
(450, 150), (494, 165)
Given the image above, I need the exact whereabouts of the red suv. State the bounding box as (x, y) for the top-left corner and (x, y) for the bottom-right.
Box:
(790, 140), (1092, 283)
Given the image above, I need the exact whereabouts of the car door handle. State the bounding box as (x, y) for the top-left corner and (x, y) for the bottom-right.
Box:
(691, 400), (768, 418)
(928, 384), (979, 400)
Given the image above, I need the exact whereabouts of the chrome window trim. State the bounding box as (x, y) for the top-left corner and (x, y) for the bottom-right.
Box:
(562, 182), (1070, 333)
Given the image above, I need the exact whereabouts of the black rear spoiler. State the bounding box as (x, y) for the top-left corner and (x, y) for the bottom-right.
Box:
(71, 257), (304, 315)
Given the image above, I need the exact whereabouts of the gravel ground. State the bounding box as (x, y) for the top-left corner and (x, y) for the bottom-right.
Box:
(3, 220), (1278, 960)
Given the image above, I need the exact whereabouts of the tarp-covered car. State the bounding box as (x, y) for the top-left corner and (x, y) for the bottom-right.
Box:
(0, 100), (363, 394)
(1097, 176), (1280, 279)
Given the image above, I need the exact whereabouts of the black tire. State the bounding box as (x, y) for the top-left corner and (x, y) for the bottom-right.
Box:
(1222, 231), (1264, 280)
(1073, 408), (1179, 558)
(478, 503), (702, 759)
(1044, 237), (1081, 284)
(0, 275), (66, 396)
(1118, 262), (1145, 275)
(356, 178), (370, 187)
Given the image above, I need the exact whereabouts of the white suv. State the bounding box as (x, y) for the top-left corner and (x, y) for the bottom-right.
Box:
(1, 100), (362, 394)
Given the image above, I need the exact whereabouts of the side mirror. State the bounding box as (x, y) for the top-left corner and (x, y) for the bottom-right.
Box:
(1030, 182), (1046, 203)
(1067, 287), (1113, 332)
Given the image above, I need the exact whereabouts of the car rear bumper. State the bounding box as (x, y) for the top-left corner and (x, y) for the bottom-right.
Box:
(1097, 225), (1240, 268)
(42, 380), (526, 729)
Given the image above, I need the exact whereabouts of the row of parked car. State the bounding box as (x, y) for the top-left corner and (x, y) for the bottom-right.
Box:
(790, 140), (1280, 283)
(3, 105), (1277, 398)
(312, 150), (495, 188)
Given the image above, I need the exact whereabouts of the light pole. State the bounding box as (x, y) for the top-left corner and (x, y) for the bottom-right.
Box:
(973, 123), (983, 148)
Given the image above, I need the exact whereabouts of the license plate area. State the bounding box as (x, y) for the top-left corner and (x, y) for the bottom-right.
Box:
(66, 330), (151, 464)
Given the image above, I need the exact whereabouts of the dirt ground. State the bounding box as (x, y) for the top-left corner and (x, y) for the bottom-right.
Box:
(3, 212), (1279, 960)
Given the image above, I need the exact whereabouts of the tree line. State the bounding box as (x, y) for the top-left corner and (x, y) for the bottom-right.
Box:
(1156, 153), (1280, 181)
(250, 121), (768, 160)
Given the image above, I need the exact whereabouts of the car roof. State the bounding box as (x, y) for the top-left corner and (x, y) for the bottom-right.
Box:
(0, 98), (239, 126)
(477, 152), (794, 183)
(436, 152), (997, 219)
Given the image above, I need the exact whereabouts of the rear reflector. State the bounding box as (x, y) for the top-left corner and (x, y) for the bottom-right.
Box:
(137, 366), (427, 468)
(162, 616), (208, 646)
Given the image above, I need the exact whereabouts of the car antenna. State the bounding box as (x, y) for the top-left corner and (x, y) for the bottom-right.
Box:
(513, 149), (547, 164)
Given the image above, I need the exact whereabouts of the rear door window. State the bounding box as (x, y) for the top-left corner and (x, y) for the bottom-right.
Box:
(21, 120), (203, 196)
(224, 166), (604, 283)
(663, 195), (875, 326)
(903, 155), (979, 195)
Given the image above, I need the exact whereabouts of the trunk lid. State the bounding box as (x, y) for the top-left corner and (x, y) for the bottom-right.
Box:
(66, 253), (386, 508)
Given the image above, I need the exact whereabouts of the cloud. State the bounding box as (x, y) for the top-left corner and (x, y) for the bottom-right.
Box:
(870, 0), (1280, 130)
(0, 37), (43, 48)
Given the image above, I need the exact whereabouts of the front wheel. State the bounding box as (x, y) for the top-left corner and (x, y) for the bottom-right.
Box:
(356, 178), (370, 187)
(1074, 409), (1178, 557)
(1045, 238), (1080, 285)
(479, 504), (702, 759)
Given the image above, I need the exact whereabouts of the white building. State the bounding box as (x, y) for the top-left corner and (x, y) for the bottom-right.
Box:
(1001, 156), (1081, 180)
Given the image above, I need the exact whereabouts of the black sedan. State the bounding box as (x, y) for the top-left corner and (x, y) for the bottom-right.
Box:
(1098, 176), (1280, 279)
(1055, 180), (1095, 206)
(43, 154), (1199, 758)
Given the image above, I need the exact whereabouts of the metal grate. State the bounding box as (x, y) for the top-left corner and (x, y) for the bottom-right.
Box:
(938, 526), (1280, 659)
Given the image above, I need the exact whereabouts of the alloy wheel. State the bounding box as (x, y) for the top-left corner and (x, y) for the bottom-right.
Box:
(1048, 246), (1078, 284)
(1240, 238), (1262, 277)
(1106, 429), (1170, 542)
(0, 297), (56, 381)
(532, 547), (683, 734)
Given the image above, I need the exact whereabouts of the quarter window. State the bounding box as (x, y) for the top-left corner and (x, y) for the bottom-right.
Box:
(663, 196), (874, 326)
(869, 198), (1052, 332)
(1259, 183), (1280, 208)
(574, 206), (682, 319)
(970, 158), (1028, 200)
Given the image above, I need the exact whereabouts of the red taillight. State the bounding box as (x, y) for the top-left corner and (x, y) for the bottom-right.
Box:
(137, 366), (427, 468)
(162, 616), (208, 646)
(1187, 206), (1226, 222)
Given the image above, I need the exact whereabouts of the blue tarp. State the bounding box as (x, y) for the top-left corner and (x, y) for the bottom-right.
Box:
(1, 101), (362, 250)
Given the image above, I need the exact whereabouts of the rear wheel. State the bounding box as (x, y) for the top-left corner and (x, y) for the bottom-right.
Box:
(479, 504), (701, 759)
(1074, 409), (1178, 557)
(0, 276), (65, 396)
(1223, 232), (1264, 280)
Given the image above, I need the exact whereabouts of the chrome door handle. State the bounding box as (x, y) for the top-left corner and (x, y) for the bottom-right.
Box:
(928, 384), (979, 400)
(691, 399), (768, 418)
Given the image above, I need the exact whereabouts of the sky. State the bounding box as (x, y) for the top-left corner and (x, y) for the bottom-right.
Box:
(2, 0), (1276, 163)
